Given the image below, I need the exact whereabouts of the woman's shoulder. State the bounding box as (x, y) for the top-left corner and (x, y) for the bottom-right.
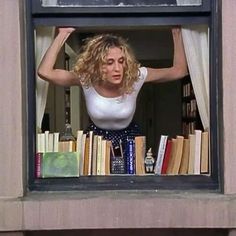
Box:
(132, 67), (147, 92)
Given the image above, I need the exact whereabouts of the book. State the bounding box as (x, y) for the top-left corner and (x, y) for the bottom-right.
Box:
(96, 135), (103, 175)
(188, 134), (196, 174)
(179, 138), (190, 175)
(37, 133), (46, 153)
(200, 131), (209, 173)
(88, 131), (94, 175)
(48, 133), (54, 152)
(166, 138), (177, 175)
(58, 141), (75, 152)
(92, 135), (98, 175)
(126, 139), (135, 174)
(36, 152), (79, 178)
(154, 135), (168, 175)
(53, 132), (60, 152)
(135, 136), (146, 175)
(161, 139), (172, 174)
(83, 137), (90, 175)
(35, 152), (42, 178)
(76, 130), (84, 176)
(194, 130), (202, 174)
(79, 133), (87, 176)
(171, 135), (184, 175)
(105, 140), (111, 175)
(100, 139), (107, 175)
(44, 130), (49, 152)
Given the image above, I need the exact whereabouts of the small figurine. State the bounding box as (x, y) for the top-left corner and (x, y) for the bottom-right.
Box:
(144, 148), (155, 173)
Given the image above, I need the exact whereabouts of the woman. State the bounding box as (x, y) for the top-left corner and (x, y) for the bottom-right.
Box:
(38, 27), (188, 148)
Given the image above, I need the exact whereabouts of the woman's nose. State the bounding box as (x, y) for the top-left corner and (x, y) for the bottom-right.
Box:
(114, 61), (121, 71)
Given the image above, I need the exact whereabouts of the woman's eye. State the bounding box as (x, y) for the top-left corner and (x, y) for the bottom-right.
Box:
(107, 60), (113, 65)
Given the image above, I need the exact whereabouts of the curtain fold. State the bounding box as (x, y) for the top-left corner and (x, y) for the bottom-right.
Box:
(181, 25), (209, 129)
(176, 0), (209, 130)
(35, 26), (55, 131)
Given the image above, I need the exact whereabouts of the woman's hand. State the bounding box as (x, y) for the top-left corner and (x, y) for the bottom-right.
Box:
(57, 27), (76, 35)
(171, 27), (182, 40)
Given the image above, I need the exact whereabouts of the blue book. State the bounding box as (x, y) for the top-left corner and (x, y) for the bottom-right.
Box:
(125, 139), (135, 174)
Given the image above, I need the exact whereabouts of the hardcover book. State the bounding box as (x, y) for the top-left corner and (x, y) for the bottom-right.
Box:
(36, 152), (79, 178)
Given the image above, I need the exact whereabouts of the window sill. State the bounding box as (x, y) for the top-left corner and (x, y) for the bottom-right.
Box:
(1, 191), (236, 231)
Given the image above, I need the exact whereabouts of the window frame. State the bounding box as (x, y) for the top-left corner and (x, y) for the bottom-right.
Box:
(26, 0), (222, 192)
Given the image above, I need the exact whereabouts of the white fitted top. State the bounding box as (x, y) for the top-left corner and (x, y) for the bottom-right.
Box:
(82, 67), (148, 130)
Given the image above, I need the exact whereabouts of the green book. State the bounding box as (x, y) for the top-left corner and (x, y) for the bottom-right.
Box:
(36, 152), (79, 178)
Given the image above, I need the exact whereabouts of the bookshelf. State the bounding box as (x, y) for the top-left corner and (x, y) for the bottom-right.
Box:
(181, 76), (203, 137)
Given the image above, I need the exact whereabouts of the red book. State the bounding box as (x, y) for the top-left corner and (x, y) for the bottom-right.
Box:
(161, 140), (172, 174)
(35, 152), (42, 178)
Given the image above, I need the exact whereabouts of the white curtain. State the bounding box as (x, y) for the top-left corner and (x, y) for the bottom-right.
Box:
(177, 0), (209, 130)
(35, 26), (55, 131)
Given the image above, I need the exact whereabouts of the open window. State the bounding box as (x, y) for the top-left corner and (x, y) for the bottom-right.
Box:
(26, 0), (221, 191)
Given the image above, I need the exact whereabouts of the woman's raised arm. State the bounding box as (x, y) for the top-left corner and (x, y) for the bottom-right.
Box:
(37, 27), (80, 87)
(145, 27), (188, 83)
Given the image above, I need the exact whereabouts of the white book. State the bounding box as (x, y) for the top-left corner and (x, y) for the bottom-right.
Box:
(154, 135), (168, 174)
(36, 133), (41, 153)
(53, 132), (60, 152)
(48, 133), (54, 152)
(79, 133), (87, 176)
(194, 129), (202, 174)
(44, 130), (49, 152)
(100, 139), (107, 175)
(76, 130), (84, 175)
(188, 134), (196, 174)
(92, 135), (98, 175)
(40, 133), (46, 153)
(88, 131), (94, 176)
(96, 136), (102, 175)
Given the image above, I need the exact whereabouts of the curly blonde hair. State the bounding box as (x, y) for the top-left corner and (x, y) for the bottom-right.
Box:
(73, 34), (140, 94)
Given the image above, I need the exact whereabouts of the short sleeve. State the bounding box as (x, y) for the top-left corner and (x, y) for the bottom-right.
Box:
(133, 67), (148, 92)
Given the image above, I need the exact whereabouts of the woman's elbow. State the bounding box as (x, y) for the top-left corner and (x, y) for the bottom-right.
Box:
(176, 66), (189, 79)
(37, 68), (51, 82)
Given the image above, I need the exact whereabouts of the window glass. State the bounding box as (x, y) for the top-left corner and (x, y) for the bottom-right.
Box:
(41, 0), (202, 7)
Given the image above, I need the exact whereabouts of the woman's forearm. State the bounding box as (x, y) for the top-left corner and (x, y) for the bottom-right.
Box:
(172, 28), (188, 78)
(37, 28), (74, 82)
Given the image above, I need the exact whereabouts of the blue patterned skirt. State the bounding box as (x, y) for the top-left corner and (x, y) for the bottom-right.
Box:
(85, 121), (142, 149)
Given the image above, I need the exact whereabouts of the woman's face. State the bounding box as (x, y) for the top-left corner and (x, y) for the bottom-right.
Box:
(101, 47), (125, 86)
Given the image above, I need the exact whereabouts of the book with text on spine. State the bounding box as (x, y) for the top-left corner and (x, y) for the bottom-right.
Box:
(154, 135), (168, 175)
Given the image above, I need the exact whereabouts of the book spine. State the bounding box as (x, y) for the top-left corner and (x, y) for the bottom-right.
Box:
(126, 139), (135, 174)
(35, 153), (42, 178)
(154, 135), (168, 175)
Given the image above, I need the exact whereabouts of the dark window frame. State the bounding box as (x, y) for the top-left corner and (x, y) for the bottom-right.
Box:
(26, 0), (222, 192)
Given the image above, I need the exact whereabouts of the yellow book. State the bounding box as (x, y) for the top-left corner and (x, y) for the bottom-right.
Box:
(135, 136), (146, 175)
(171, 135), (184, 175)
(179, 138), (190, 175)
(200, 131), (209, 174)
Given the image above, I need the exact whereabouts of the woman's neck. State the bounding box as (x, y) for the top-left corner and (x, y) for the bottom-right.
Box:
(95, 81), (122, 98)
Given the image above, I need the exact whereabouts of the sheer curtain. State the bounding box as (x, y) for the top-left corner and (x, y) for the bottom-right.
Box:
(35, 26), (55, 131)
(177, 0), (209, 129)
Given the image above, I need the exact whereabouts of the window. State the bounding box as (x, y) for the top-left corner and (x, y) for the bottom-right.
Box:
(26, 0), (221, 191)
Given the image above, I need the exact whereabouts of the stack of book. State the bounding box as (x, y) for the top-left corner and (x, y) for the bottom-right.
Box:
(35, 130), (147, 178)
(35, 128), (210, 178)
(153, 130), (210, 175)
